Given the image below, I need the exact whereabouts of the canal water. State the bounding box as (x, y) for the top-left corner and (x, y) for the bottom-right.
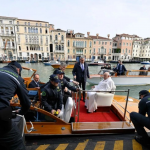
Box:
(0, 63), (150, 99)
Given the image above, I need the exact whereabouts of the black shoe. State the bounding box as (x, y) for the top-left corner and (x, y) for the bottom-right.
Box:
(135, 135), (149, 146)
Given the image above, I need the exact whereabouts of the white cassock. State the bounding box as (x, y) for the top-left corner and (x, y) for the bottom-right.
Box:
(85, 77), (116, 112)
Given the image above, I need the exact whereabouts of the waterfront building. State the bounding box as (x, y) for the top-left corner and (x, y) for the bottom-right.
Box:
(49, 28), (66, 61)
(0, 16), (17, 61)
(132, 38), (150, 61)
(16, 18), (50, 61)
(66, 30), (93, 61)
(112, 34), (141, 61)
(89, 34), (113, 61)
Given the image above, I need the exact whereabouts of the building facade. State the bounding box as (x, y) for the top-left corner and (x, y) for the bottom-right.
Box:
(49, 29), (66, 61)
(132, 38), (150, 60)
(112, 34), (141, 61)
(16, 19), (50, 61)
(89, 34), (113, 61)
(0, 16), (17, 60)
(66, 30), (93, 61)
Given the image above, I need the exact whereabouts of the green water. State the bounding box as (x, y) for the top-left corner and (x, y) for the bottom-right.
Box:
(0, 63), (150, 99)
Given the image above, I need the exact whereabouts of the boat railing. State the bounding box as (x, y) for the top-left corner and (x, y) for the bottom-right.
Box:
(126, 70), (150, 76)
(73, 88), (130, 122)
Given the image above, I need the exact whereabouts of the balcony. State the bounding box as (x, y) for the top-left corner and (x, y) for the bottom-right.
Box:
(1, 46), (15, 50)
(97, 52), (106, 55)
(76, 51), (83, 55)
(54, 40), (58, 43)
(45, 43), (48, 46)
(25, 42), (40, 45)
(0, 33), (15, 37)
(74, 45), (84, 49)
(61, 40), (64, 44)
(54, 50), (64, 53)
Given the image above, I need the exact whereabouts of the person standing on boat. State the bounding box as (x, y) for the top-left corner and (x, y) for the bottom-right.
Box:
(42, 74), (63, 120)
(116, 60), (127, 75)
(53, 62), (78, 85)
(72, 56), (90, 102)
(0, 61), (31, 150)
(130, 90), (150, 147)
(56, 70), (79, 122)
(85, 72), (116, 112)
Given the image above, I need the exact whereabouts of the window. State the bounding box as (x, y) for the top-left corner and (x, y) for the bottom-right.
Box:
(40, 28), (42, 33)
(90, 50), (91, 54)
(62, 45), (64, 50)
(46, 36), (48, 44)
(126, 48), (127, 53)
(120, 43), (121, 46)
(129, 50), (130, 53)
(24, 27), (27, 33)
(73, 49), (75, 54)
(41, 47), (43, 51)
(36, 28), (38, 33)
(26, 46), (28, 50)
(28, 22), (30, 26)
(59, 45), (61, 50)
(17, 26), (19, 32)
(9, 21), (12, 24)
(58, 33), (60, 35)
(36, 23), (38, 26)
(55, 35), (58, 40)
(42, 53), (44, 56)
(28, 27), (30, 33)
(56, 45), (58, 50)
(94, 41), (96, 44)
(123, 43), (125, 45)
(68, 49), (69, 53)
(99, 41), (101, 45)
(61, 35), (64, 41)
(85, 49), (86, 54)
(93, 48), (95, 53)
(17, 21), (19, 25)
(19, 46), (21, 50)
(47, 53), (49, 56)
(19, 52), (22, 56)
(0, 20), (3, 24)
(68, 40), (70, 47)
(40, 23), (42, 26)
(45, 24), (47, 27)
(110, 42), (111, 45)
(25, 22), (27, 25)
(85, 41), (86, 47)
(27, 52), (29, 56)
(50, 35), (52, 41)
(45, 29), (47, 34)
(127, 43), (128, 46)
(47, 47), (48, 51)
(102, 42), (104, 45)
(90, 41), (92, 47)
(105, 42), (107, 45)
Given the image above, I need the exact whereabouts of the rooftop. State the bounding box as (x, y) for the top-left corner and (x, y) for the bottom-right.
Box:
(90, 35), (111, 40)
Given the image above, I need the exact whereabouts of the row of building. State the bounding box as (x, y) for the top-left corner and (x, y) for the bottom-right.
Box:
(0, 16), (149, 62)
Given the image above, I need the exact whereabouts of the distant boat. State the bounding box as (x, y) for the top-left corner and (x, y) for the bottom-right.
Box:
(43, 61), (60, 66)
(51, 64), (74, 69)
(2, 61), (11, 63)
(25, 60), (30, 63)
(141, 61), (150, 64)
(88, 60), (105, 66)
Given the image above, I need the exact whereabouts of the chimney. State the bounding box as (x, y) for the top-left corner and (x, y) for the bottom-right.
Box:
(70, 30), (73, 37)
(87, 32), (90, 37)
(107, 34), (110, 39)
(96, 33), (99, 39)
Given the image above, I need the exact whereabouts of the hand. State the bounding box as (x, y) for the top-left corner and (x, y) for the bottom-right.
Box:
(73, 76), (76, 79)
(15, 109), (20, 113)
(64, 87), (68, 92)
(35, 87), (40, 89)
(72, 81), (79, 85)
(91, 86), (95, 89)
(57, 109), (60, 114)
(51, 109), (56, 114)
(76, 88), (80, 92)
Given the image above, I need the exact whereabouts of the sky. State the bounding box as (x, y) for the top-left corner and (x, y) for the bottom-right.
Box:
(0, 0), (150, 38)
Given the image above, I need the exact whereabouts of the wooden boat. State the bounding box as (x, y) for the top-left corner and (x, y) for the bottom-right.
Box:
(9, 66), (139, 136)
(2, 60), (11, 63)
(51, 64), (74, 69)
(88, 60), (105, 66)
(87, 69), (150, 86)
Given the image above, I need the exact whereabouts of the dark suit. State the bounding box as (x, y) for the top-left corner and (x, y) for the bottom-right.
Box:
(28, 80), (39, 88)
(72, 62), (90, 101)
(139, 67), (147, 75)
(116, 64), (127, 75)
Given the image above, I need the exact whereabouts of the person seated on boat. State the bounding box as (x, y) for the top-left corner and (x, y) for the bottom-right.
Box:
(41, 74), (64, 120)
(107, 65), (111, 70)
(130, 90), (150, 147)
(116, 61), (127, 76)
(28, 73), (40, 89)
(101, 65), (107, 69)
(85, 72), (116, 113)
(53, 62), (79, 85)
(139, 65), (147, 75)
(56, 70), (79, 122)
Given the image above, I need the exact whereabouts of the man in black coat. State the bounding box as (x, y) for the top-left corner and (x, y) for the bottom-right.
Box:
(139, 65), (147, 75)
(28, 73), (40, 89)
(130, 90), (150, 147)
(116, 61), (127, 75)
(0, 61), (31, 150)
(72, 56), (90, 101)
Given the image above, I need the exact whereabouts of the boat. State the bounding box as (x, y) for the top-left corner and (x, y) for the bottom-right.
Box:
(141, 61), (150, 64)
(25, 60), (30, 63)
(51, 64), (74, 69)
(9, 66), (139, 136)
(87, 69), (150, 86)
(2, 60), (11, 63)
(43, 61), (60, 66)
(88, 60), (105, 66)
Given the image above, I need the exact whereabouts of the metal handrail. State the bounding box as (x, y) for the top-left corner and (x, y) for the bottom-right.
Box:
(74, 89), (130, 122)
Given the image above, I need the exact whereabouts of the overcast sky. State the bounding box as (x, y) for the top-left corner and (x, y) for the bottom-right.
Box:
(0, 0), (150, 38)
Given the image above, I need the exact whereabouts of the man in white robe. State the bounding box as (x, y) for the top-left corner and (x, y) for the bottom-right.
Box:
(85, 72), (116, 112)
